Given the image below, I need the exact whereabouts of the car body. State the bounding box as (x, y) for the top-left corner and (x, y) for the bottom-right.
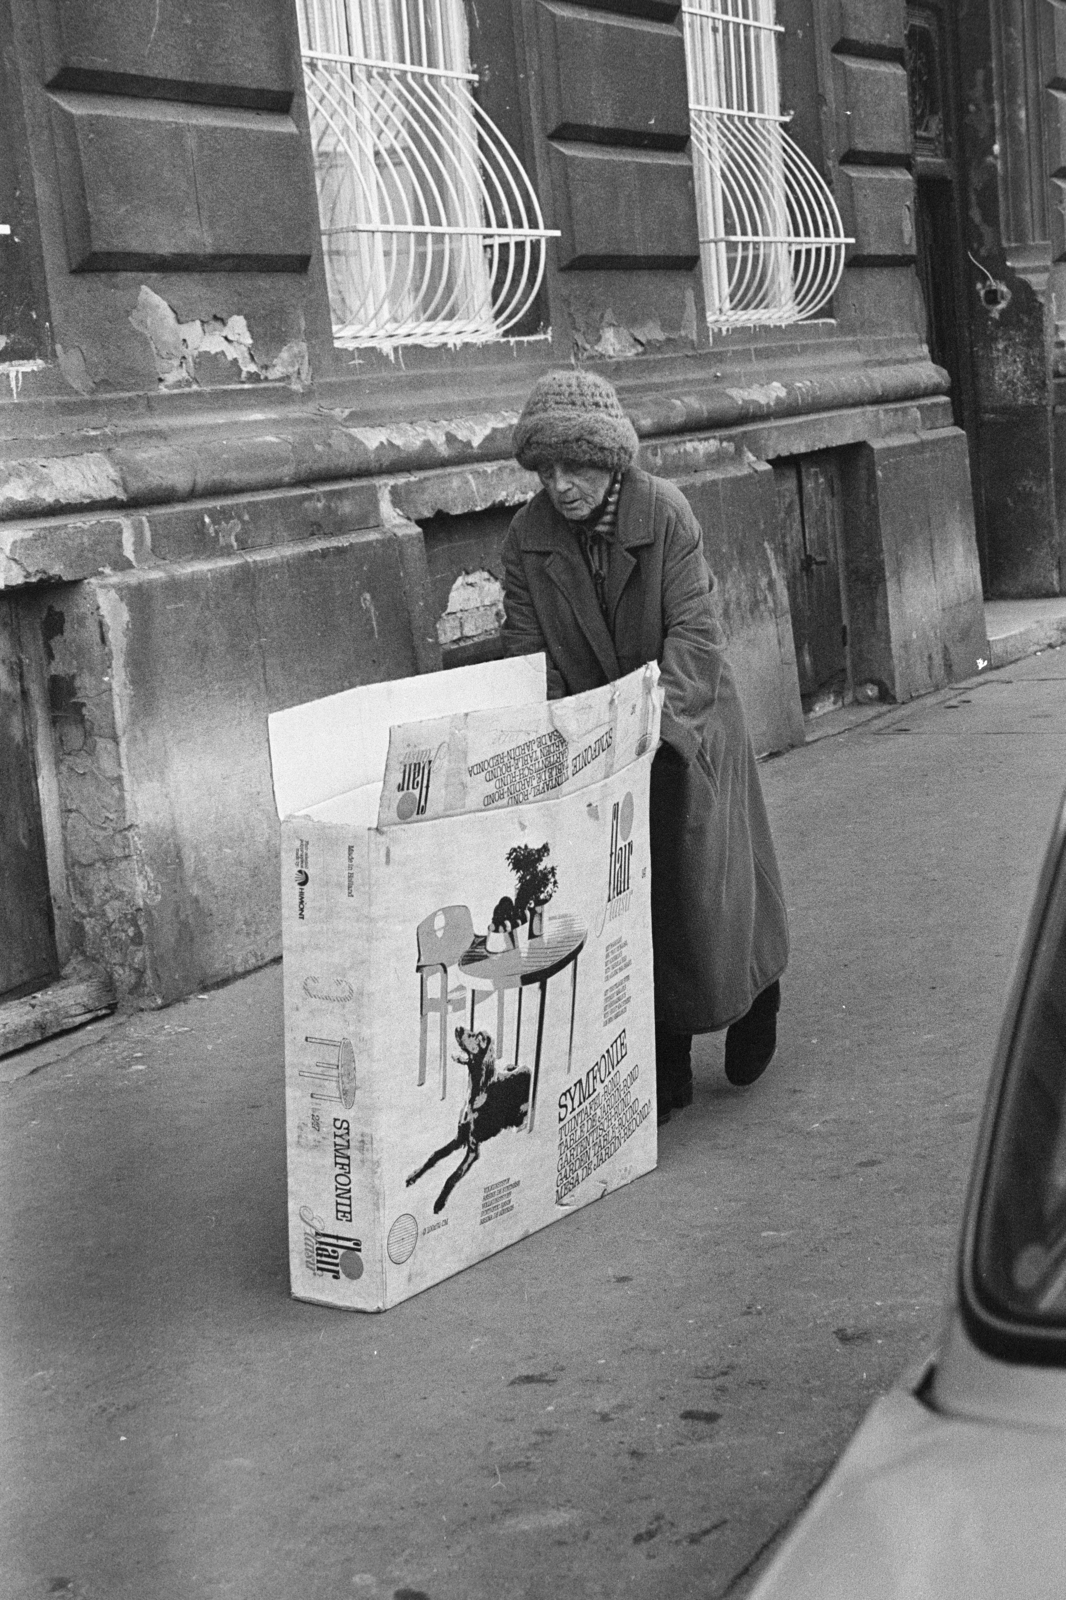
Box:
(749, 796), (1066, 1600)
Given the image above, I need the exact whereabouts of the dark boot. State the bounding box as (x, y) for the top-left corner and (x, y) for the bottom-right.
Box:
(724, 980), (781, 1087)
(655, 1025), (693, 1123)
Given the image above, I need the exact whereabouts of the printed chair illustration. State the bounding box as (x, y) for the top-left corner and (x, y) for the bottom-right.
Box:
(416, 905), (475, 1099)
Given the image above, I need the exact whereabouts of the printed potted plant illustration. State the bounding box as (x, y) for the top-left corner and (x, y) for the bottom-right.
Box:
(507, 842), (558, 939)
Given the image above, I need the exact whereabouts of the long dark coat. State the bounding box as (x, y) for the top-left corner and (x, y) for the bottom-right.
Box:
(501, 466), (789, 1034)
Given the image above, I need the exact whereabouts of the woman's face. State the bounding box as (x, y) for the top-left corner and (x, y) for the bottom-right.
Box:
(537, 461), (612, 521)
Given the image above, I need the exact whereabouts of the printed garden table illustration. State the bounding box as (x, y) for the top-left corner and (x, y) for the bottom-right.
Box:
(300, 1035), (358, 1109)
(459, 912), (587, 1133)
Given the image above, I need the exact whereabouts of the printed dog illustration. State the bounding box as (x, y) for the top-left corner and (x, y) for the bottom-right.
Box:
(490, 894), (520, 932)
(406, 1026), (531, 1213)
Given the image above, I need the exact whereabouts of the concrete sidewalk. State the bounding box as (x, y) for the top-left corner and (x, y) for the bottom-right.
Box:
(5, 648), (1066, 1600)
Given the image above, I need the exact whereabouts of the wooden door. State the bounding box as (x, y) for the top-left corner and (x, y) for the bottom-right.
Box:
(0, 598), (57, 999)
(774, 453), (847, 716)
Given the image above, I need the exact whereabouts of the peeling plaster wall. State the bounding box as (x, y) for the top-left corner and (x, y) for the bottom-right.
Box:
(0, 363), (950, 530)
(436, 571), (507, 652)
(33, 276), (324, 399)
(416, 504), (516, 670)
(129, 287), (311, 392)
(560, 279), (704, 362)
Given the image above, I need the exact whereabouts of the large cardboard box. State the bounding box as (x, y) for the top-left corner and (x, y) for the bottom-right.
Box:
(269, 657), (663, 1310)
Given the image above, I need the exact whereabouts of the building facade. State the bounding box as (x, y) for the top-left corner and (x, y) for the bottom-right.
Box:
(0, 0), (989, 1026)
(904, 0), (1066, 600)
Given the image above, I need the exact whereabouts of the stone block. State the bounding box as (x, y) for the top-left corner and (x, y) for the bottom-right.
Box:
(38, 0), (296, 111)
(0, 515), (132, 588)
(840, 430), (987, 701)
(60, 530), (428, 1003)
(832, 263), (925, 343)
(980, 409), (1059, 597)
(388, 515), (443, 676)
(386, 463), (537, 524)
(675, 460), (805, 756)
(830, 57), (910, 164)
(535, 2), (689, 149)
(548, 144), (700, 269)
(823, 0), (905, 58)
(0, 451), (126, 520)
(835, 165), (916, 265)
(49, 93), (316, 273)
(144, 480), (382, 562)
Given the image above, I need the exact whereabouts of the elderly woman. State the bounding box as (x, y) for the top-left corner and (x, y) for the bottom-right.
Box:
(501, 369), (789, 1120)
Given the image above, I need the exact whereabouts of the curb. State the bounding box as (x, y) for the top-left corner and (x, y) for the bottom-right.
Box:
(985, 603), (1066, 669)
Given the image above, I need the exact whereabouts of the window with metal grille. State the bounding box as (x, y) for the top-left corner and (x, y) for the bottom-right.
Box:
(682, 0), (851, 329)
(297, 0), (556, 349)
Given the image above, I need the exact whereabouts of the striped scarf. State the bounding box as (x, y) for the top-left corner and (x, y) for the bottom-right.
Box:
(577, 473), (622, 620)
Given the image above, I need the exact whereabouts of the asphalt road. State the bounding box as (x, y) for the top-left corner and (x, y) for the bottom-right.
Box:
(4, 649), (1066, 1600)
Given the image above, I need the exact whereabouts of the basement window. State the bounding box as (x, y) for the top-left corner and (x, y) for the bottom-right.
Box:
(296, 0), (557, 349)
(682, 0), (851, 329)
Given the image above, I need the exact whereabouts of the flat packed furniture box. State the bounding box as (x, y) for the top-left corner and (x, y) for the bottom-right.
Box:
(269, 657), (662, 1310)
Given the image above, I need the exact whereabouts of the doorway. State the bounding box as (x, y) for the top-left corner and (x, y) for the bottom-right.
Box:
(773, 452), (848, 717)
(906, 1), (984, 577)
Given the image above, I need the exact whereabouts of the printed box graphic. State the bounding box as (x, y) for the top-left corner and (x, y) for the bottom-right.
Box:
(270, 657), (662, 1310)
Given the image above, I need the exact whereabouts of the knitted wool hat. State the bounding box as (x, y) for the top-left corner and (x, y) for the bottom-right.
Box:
(513, 369), (639, 472)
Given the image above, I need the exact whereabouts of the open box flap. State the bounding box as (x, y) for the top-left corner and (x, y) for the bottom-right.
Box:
(376, 663), (662, 828)
(300, 781), (383, 828)
(268, 654), (546, 820)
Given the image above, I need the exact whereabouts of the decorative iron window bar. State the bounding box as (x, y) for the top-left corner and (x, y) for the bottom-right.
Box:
(682, 0), (851, 329)
(297, 0), (558, 349)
